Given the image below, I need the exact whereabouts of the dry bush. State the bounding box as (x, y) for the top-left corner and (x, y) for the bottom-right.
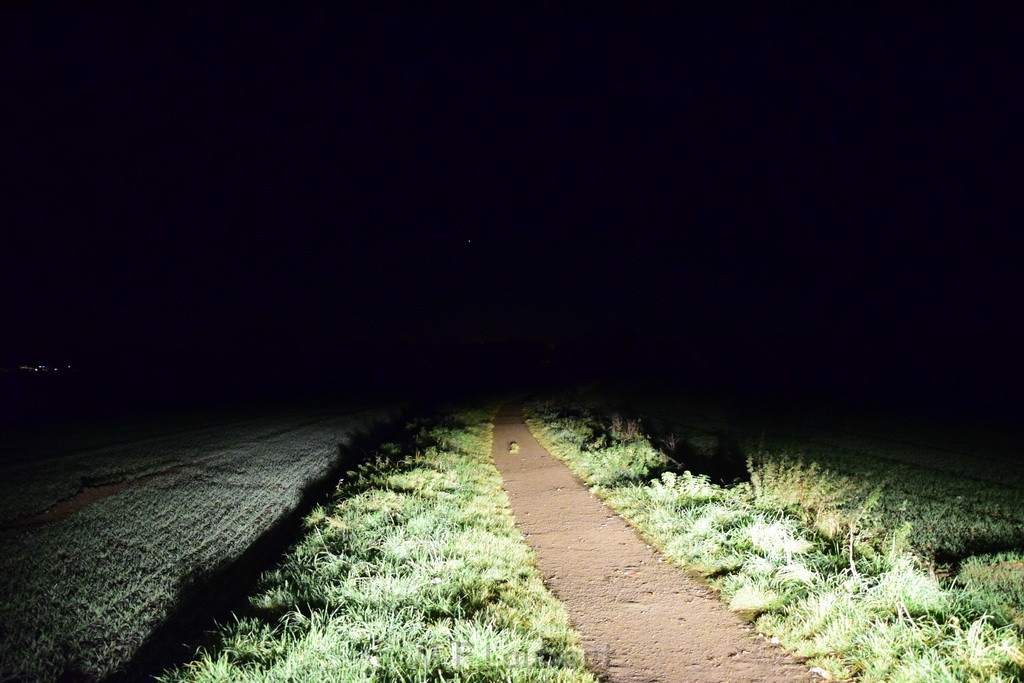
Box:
(746, 451), (866, 540)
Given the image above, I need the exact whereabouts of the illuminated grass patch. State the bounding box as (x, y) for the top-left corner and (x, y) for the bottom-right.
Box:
(527, 398), (1024, 682)
(161, 408), (596, 682)
(0, 408), (394, 682)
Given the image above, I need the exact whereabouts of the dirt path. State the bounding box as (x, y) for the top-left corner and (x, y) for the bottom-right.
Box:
(492, 404), (813, 683)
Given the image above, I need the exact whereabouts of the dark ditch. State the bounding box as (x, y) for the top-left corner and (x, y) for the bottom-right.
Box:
(101, 413), (412, 683)
(611, 408), (750, 486)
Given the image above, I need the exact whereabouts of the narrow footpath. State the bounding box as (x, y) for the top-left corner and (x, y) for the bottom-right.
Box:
(492, 403), (813, 683)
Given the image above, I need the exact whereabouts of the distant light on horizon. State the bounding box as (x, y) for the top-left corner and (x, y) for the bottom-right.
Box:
(11, 363), (76, 373)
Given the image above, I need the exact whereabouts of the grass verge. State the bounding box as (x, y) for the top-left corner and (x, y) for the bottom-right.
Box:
(161, 408), (597, 682)
(526, 398), (1024, 682)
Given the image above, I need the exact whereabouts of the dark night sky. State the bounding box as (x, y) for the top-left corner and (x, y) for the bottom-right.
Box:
(2, 7), (1022, 403)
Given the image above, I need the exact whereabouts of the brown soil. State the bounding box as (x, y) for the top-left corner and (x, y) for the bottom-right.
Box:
(493, 403), (815, 683)
(0, 473), (159, 536)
